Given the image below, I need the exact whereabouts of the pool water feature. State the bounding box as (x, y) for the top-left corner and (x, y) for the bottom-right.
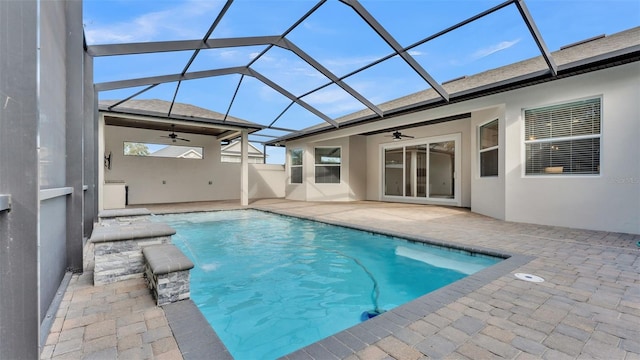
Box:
(154, 210), (501, 359)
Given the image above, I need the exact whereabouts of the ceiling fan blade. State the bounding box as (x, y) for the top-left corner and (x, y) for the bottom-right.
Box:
(176, 137), (190, 142)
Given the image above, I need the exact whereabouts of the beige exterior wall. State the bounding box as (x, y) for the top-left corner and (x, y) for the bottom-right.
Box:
(284, 62), (639, 234)
(99, 124), (284, 207)
(470, 106), (505, 220)
(285, 137), (365, 202)
(284, 144), (307, 201)
(501, 62), (639, 234)
(365, 119), (471, 207)
(100, 62), (639, 233)
(349, 136), (367, 201)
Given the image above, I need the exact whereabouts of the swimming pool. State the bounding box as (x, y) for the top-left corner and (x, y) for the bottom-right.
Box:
(154, 210), (501, 359)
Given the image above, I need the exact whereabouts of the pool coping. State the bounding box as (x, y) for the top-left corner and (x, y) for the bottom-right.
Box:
(164, 300), (233, 360)
(160, 207), (535, 359)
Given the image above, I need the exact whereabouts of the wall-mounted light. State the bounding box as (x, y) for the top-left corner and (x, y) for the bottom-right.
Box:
(104, 151), (112, 170)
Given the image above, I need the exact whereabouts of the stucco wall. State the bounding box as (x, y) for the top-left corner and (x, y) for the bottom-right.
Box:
(39, 0), (70, 323)
(0, 2), (40, 357)
(470, 106), (506, 220)
(101, 124), (284, 206)
(249, 163), (286, 200)
(349, 135), (367, 200)
(285, 136), (367, 202)
(365, 118), (472, 208)
(501, 63), (640, 234)
(306, 137), (352, 202)
(282, 62), (639, 234)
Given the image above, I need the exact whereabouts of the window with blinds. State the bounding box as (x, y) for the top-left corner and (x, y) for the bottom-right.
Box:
(315, 147), (341, 183)
(524, 98), (601, 175)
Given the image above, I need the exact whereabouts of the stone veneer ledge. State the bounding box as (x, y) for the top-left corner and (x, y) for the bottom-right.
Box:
(98, 208), (152, 219)
(89, 222), (176, 243)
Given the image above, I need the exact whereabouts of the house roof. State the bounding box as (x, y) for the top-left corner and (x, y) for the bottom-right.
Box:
(100, 99), (265, 140)
(221, 141), (265, 157)
(99, 99), (260, 129)
(269, 26), (640, 143)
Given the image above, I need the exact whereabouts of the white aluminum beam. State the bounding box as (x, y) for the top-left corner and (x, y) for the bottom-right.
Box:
(278, 38), (384, 117)
(94, 67), (246, 91)
(87, 36), (282, 57)
(182, 0), (234, 75)
(340, 0), (450, 102)
(247, 68), (339, 127)
(96, 67), (338, 129)
(515, 0), (558, 76)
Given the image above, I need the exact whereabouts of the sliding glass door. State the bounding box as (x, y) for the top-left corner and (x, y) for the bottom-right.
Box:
(382, 134), (460, 205)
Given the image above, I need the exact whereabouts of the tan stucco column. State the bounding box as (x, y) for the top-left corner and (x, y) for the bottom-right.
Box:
(240, 130), (249, 206)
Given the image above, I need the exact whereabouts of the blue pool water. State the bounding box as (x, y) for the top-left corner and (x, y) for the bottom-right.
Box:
(154, 210), (500, 359)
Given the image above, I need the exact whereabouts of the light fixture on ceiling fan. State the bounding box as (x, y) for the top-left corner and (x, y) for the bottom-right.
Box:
(386, 130), (414, 141)
(161, 124), (190, 143)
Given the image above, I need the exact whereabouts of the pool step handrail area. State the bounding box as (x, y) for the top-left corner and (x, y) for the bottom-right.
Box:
(89, 208), (194, 306)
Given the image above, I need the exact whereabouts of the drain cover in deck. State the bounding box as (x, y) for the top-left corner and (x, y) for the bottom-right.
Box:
(514, 273), (545, 283)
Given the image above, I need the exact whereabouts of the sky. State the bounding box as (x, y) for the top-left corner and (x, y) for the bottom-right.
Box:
(83, 0), (640, 164)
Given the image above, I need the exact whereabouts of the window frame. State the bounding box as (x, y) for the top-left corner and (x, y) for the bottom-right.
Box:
(314, 146), (341, 184)
(379, 133), (462, 207)
(478, 119), (499, 178)
(289, 148), (303, 184)
(523, 97), (601, 176)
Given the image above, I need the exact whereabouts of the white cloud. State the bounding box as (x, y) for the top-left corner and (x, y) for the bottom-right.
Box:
(84, 0), (223, 44)
(302, 87), (365, 116)
(407, 50), (425, 56)
(252, 53), (327, 84)
(216, 49), (256, 63)
(471, 39), (521, 59)
(219, 50), (240, 59)
(302, 21), (336, 35)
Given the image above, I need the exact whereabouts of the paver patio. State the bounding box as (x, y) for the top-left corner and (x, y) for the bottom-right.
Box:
(42, 200), (639, 359)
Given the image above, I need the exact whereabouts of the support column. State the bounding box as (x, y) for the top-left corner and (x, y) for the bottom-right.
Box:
(83, 53), (97, 239)
(65, 0), (85, 272)
(0, 1), (39, 358)
(240, 130), (249, 206)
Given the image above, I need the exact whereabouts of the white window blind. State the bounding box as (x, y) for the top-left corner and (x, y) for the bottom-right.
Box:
(524, 98), (600, 175)
(314, 147), (341, 183)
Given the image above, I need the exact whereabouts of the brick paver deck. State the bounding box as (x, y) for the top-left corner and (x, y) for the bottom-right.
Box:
(40, 274), (183, 360)
(42, 200), (640, 359)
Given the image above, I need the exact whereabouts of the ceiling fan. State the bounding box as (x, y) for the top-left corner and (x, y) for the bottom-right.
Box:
(161, 124), (190, 143)
(386, 131), (414, 141)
